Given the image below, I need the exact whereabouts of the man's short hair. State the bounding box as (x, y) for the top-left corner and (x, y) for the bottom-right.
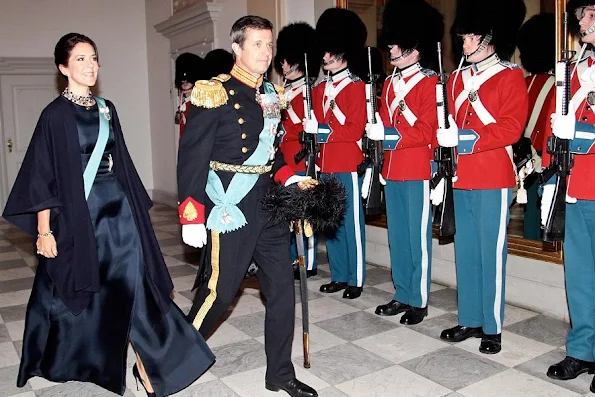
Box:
(230, 15), (274, 48)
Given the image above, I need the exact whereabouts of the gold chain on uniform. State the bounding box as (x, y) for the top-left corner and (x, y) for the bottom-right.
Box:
(209, 161), (272, 174)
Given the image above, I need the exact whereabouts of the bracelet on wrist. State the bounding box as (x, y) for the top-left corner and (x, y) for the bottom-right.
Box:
(37, 231), (53, 238)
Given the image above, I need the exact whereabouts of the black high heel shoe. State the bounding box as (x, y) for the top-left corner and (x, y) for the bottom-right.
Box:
(132, 364), (157, 397)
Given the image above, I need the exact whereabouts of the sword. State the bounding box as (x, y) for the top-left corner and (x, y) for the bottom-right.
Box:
(294, 219), (311, 368)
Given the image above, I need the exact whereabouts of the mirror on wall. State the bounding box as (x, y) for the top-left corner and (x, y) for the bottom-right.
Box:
(338, 0), (564, 264)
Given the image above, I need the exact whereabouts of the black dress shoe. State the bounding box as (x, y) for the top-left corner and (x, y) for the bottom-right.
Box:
(294, 268), (317, 280)
(265, 377), (318, 397)
(440, 325), (483, 342)
(375, 300), (411, 316)
(590, 374), (595, 393)
(400, 306), (428, 325)
(343, 286), (363, 299)
(479, 333), (501, 354)
(547, 356), (595, 380)
(319, 281), (347, 293)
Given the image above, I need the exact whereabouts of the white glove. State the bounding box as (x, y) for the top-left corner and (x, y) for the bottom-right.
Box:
(365, 113), (384, 141)
(541, 184), (555, 227)
(379, 174), (386, 186)
(182, 224), (207, 248)
(430, 178), (445, 206)
(437, 115), (458, 148)
(285, 175), (311, 187)
(551, 103), (575, 140)
(303, 116), (319, 135)
(361, 168), (372, 199)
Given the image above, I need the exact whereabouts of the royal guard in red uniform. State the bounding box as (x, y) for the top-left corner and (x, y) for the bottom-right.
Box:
(304, 8), (367, 299)
(436, 0), (528, 354)
(542, 2), (595, 389)
(175, 52), (206, 138)
(274, 22), (320, 278)
(517, 13), (556, 241)
(365, 0), (443, 325)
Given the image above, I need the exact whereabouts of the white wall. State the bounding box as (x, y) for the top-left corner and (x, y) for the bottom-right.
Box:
(283, 0), (315, 26)
(0, 0), (154, 188)
(145, 0), (178, 202)
(214, 0), (248, 51)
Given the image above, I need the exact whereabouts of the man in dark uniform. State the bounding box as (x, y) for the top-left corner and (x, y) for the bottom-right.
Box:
(177, 15), (317, 397)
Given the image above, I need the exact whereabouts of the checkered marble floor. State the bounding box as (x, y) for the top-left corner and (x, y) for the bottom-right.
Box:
(0, 203), (590, 397)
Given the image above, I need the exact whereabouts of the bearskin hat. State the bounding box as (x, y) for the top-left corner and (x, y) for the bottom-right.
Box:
(204, 49), (234, 78)
(567, 0), (595, 36)
(517, 13), (555, 74)
(274, 22), (320, 78)
(380, 0), (444, 72)
(174, 52), (206, 89)
(349, 47), (386, 84)
(450, 0), (526, 61)
(315, 8), (367, 64)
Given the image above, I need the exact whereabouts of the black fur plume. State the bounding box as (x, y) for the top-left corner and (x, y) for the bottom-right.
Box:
(261, 177), (346, 232)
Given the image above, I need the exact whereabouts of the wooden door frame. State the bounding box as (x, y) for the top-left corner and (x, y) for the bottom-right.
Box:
(0, 58), (57, 208)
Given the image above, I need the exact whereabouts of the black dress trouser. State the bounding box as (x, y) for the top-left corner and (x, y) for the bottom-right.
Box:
(188, 184), (296, 383)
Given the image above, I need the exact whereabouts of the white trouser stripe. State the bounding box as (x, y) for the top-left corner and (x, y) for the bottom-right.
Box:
(420, 182), (430, 307)
(351, 172), (364, 287)
(494, 188), (508, 334)
(307, 235), (315, 270)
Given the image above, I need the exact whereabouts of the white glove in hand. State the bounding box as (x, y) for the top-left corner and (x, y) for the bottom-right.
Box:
(303, 116), (319, 134)
(437, 115), (458, 148)
(365, 119), (385, 141)
(182, 224), (207, 248)
(430, 178), (445, 206)
(551, 102), (575, 140)
(379, 174), (386, 186)
(285, 175), (310, 187)
(361, 168), (372, 199)
(541, 185), (555, 227)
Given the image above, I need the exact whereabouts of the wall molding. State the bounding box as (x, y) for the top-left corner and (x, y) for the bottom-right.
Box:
(155, 1), (221, 55)
(0, 58), (57, 75)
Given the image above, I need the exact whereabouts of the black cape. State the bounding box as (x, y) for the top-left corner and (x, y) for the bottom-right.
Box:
(2, 96), (173, 315)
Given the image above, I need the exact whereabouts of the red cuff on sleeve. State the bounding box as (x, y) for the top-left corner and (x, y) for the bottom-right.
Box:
(274, 165), (294, 185)
(178, 197), (205, 224)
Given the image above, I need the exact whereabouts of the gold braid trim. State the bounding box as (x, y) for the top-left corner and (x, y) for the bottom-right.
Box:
(192, 231), (220, 330)
(190, 79), (228, 108)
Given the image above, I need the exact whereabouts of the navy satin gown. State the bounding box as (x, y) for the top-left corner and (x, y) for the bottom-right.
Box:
(17, 102), (214, 396)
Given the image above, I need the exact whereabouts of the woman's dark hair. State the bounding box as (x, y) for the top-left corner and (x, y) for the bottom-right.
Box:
(54, 32), (99, 70)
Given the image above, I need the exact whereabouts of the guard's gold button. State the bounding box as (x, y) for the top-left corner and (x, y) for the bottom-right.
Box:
(242, 146), (248, 153)
(241, 133), (247, 139)
(234, 103), (241, 109)
(238, 118), (245, 124)
(229, 89), (235, 95)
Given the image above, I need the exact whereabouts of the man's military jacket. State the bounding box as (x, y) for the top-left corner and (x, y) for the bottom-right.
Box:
(177, 64), (294, 224)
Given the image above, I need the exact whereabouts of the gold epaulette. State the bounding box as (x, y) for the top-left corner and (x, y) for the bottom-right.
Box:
(213, 73), (231, 82)
(190, 79), (228, 109)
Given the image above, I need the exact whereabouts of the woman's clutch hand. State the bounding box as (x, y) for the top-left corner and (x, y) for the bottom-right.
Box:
(36, 235), (58, 258)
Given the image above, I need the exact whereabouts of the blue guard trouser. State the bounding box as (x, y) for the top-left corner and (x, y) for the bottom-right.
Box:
(385, 180), (432, 308)
(289, 171), (317, 271)
(322, 172), (366, 287)
(564, 200), (595, 362)
(453, 188), (511, 335)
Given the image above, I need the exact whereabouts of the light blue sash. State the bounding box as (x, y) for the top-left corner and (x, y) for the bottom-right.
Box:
(206, 82), (281, 233)
(83, 97), (110, 200)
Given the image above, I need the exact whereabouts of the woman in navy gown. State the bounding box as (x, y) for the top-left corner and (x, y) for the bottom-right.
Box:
(2, 33), (214, 396)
